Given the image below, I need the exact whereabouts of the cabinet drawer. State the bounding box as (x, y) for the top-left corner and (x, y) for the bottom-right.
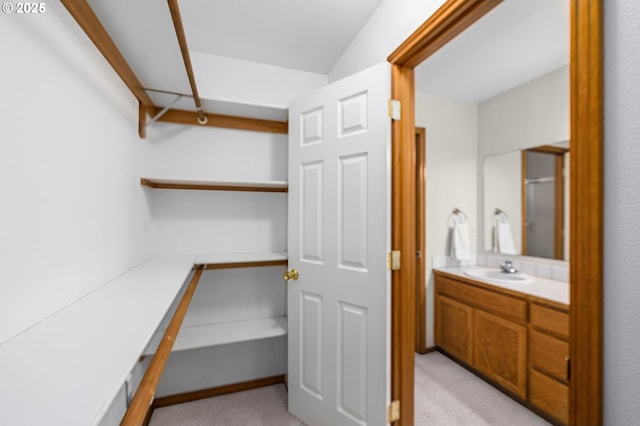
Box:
(530, 303), (569, 339)
(529, 368), (569, 425)
(436, 275), (527, 322)
(530, 330), (569, 382)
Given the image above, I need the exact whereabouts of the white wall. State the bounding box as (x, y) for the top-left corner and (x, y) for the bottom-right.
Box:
(415, 93), (478, 348)
(604, 0), (640, 424)
(192, 53), (327, 109)
(0, 3), (150, 345)
(142, 124), (287, 256)
(478, 66), (569, 158)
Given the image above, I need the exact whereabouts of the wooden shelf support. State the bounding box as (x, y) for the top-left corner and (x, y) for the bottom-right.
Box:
(201, 259), (288, 270)
(140, 177), (288, 193)
(121, 266), (204, 426)
(151, 108), (289, 134)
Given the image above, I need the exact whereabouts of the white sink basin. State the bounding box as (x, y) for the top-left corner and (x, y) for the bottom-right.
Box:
(464, 268), (534, 284)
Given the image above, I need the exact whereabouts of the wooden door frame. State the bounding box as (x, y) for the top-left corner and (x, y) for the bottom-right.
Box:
(415, 127), (427, 354)
(388, 1), (603, 425)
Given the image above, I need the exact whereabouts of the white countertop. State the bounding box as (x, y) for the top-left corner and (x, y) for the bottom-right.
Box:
(434, 265), (569, 305)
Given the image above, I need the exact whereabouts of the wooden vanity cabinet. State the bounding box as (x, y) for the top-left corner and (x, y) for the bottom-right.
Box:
(434, 273), (528, 399)
(434, 271), (570, 425)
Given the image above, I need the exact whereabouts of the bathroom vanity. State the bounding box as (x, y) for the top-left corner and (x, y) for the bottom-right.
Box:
(433, 267), (569, 425)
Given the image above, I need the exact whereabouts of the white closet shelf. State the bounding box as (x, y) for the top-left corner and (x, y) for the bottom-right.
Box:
(141, 177), (288, 193)
(195, 251), (288, 269)
(0, 255), (196, 426)
(142, 316), (288, 356)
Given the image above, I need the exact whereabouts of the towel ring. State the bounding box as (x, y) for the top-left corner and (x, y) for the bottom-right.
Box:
(494, 208), (509, 219)
(493, 208), (509, 224)
(448, 207), (467, 226)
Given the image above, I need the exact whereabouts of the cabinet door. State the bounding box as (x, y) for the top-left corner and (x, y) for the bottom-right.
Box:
(474, 309), (527, 398)
(435, 295), (473, 364)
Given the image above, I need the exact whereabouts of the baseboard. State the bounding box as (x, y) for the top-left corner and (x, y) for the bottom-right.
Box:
(152, 374), (286, 409)
(421, 346), (437, 354)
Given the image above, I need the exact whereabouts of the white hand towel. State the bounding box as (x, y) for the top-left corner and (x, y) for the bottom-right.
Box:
(497, 221), (517, 254)
(452, 222), (471, 260)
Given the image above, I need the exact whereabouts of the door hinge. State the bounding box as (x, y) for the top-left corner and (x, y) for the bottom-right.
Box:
(388, 99), (401, 120)
(566, 356), (571, 381)
(387, 400), (400, 423)
(387, 251), (401, 271)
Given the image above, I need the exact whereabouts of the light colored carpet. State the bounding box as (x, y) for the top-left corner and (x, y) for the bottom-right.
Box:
(415, 352), (551, 425)
(149, 384), (305, 426)
(150, 352), (551, 425)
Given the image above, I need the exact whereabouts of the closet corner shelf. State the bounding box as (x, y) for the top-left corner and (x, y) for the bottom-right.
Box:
(141, 177), (288, 193)
(0, 255), (196, 426)
(195, 251), (288, 270)
(142, 316), (288, 356)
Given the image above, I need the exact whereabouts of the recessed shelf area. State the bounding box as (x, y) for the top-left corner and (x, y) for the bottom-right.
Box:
(141, 177), (288, 193)
(142, 316), (288, 356)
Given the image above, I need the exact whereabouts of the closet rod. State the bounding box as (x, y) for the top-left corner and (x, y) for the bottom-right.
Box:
(167, 0), (208, 125)
(121, 266), (204, 426)
(143, 87), (193, 98)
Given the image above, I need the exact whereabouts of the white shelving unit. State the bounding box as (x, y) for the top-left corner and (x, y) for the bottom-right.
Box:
(144, 251), (289, 356)
(0, 255), (196, 426)
(143, 316), (287, 356)
(141, 176), (289, 397)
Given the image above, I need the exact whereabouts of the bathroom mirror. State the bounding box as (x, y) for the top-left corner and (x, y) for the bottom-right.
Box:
(483, 141), (569, 260)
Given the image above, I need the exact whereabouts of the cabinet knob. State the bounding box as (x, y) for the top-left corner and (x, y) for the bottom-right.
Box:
(283, 268), (299, 281)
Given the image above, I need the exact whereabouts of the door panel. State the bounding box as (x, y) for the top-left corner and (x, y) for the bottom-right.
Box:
(337, 301), (368, 423)
(338, 153), (368, 271)
(300, 291), (323, 399)
(300, 162), (324, 264)
(301, 107), (324, 145)
(288, 63), (391, 426)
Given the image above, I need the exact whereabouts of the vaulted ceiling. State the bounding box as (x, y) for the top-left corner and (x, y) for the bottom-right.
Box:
(81, 0), (568, 116)
(87, 0), (384, 106)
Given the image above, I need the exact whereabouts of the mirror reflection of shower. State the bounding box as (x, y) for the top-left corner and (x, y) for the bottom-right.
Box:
(523, 146), (569, 259)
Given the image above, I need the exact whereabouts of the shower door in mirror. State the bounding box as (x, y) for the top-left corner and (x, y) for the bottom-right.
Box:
(522, 145), (568, 260)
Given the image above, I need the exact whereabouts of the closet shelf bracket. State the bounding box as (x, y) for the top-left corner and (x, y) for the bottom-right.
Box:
(146, 95), (184, 128)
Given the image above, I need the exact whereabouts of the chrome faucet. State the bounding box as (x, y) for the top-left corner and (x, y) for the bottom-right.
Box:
(500, 260), (518, 274)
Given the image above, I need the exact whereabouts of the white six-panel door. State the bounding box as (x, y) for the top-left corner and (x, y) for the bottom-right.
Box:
(287, 63), (391, 426)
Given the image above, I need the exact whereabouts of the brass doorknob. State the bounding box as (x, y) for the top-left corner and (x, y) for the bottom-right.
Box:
(283, 268), (299, 281)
